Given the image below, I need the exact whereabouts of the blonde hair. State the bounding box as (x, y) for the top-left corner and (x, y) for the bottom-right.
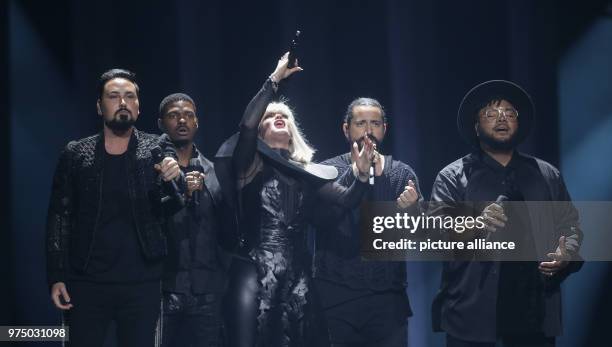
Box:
(259, 101), (315, 164)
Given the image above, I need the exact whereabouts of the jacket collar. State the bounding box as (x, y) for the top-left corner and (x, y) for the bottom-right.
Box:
(471, 148), (530, 173)
(191, 145), (214, 175)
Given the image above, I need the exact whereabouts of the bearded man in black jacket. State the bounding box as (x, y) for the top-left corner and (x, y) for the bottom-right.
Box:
(429, 80), (583, 347)
(314, 98), (422, 347)
(46, 69), (182, 347)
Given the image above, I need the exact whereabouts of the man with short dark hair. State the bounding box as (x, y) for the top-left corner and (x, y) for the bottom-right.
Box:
(314, 97), (422, 347)
(46, 68), (182, 347)
(429, 80), (583, 347)
(157, 93), (229, 347)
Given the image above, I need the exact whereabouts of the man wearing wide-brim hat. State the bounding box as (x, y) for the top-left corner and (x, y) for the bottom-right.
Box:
(428, 80), (583, 346)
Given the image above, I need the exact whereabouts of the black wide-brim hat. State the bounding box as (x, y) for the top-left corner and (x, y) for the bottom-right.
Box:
(457, 80), (535, 147)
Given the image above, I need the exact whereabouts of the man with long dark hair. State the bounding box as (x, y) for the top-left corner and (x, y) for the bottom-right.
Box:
(314, 97), (422, 347)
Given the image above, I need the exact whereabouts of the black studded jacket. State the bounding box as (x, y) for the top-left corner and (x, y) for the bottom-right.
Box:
(45, 128), (180, 286)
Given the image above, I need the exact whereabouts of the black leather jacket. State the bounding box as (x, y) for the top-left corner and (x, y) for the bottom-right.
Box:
(159, 134), (231, 294)
(46, 129), (179, 286)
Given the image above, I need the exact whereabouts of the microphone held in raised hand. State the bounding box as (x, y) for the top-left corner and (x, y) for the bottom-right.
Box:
(496, 194), (510, 207)
(483, 195), (510, 242)
(287, 30), (301, 68)
(151, 146), (185, 207)
(188, 158), (203, 206)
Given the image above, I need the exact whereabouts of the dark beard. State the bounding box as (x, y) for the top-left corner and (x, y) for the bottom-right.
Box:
(105, 117), (135, 132)
(478, 126), (519, 151)
(349, 134), (382, 150)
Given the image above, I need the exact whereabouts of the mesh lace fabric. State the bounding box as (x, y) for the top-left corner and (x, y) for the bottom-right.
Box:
(221, 79), (337, 346)
(244, 166), (325, 347)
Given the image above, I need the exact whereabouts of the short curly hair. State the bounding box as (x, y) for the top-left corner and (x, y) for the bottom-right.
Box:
(158, 93), (196, 117)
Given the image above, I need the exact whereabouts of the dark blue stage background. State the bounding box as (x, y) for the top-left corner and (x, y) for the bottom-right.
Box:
(3, 0), (612, 346)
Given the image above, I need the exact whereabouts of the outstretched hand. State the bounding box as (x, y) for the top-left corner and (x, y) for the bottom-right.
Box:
(270, 52), (303, 82)
(351, 137), (375, 181)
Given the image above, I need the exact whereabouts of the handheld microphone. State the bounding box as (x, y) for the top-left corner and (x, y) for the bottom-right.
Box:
(287, 30), (301, 68)
(495, 194), (510, 207)
(188, 158), (203, 206)
(483, 195), (510, 242)
(151, 146), (185, 207)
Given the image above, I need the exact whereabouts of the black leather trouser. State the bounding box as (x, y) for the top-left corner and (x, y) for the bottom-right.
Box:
(223, 257), (259, 347)
(223, 255), (330, 347)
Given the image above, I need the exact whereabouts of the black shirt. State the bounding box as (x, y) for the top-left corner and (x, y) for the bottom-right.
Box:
(314, 153), (422, 312)
(162, 150), (228, 295)
(69, 151), (162, 283)
(429, 150), (582, 342)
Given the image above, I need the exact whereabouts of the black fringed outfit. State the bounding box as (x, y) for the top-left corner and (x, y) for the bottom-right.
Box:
(215, 78), (369, 347)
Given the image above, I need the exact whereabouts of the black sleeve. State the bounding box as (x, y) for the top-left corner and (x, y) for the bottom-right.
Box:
(159, 171), (187, 217)
(553, 174), (582, 256)
(316, 178), (370, 209)
(309, 163), (353, 226)
(551, 172), (583, 277)
(233, 79), (277, 174)
(399, 165), (424, 217)
(335, 164), (357, 188)
(428, 171), (462, 216)
(158, 133), (178, 159)
(427, 171), (466, 244)
(45, 144), (75, 287)
(157, 136), (187, 216)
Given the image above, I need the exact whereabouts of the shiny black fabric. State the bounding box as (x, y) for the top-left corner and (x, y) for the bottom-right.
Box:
(159, 135), (229, 295)
(429, 150), (583, 342)
(158, 138), (228, 347)
(217, 78), (369, 347)
(226, 164), (364, 347)
(229, 166), (326, 347)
